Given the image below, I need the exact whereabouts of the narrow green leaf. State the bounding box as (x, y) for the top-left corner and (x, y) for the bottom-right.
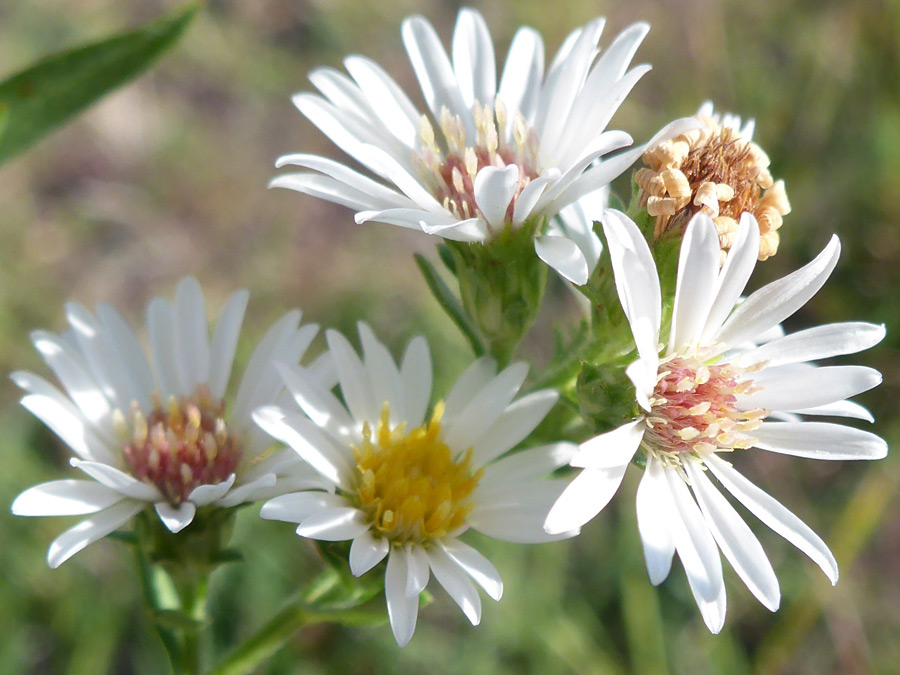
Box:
(414, 253), (485, 357)
(153, 608), (204, 632)
(0, 3), (200, 165)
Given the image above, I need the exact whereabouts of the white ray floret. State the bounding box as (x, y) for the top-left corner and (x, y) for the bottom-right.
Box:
(545, 211), (886, 632)
(12, 278), (334, 568)
(273, 8), (697, 285)
(257, 323), (577, 646)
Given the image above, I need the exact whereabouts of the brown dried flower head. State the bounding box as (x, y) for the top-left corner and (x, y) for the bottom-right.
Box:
(636, 102), (790, 261)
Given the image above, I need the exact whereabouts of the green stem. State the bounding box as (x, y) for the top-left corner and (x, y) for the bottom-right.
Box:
(208, 598), (385, 675)
(134, 519), (182, 672)
(176, 572), (209, 674)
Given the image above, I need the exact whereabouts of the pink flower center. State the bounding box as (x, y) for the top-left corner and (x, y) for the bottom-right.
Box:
(644, 354), (767, 459)
(120, 385), (241, 505)
(416, 100), (542, 229)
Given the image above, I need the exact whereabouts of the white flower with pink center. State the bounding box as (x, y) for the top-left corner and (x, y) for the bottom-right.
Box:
(545, 210), (887, 632)
(12, 277), (333, 567)
(271, 8), (696, 285)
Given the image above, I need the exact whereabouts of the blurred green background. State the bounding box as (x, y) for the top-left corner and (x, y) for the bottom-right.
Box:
(1, 0), (899, 672)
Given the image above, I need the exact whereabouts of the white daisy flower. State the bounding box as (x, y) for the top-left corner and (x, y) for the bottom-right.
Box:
(256, 323), (577, 646)
(545, 211), (887, 632)
(12, 277), (333, 567)
(272, 8), (696, 285)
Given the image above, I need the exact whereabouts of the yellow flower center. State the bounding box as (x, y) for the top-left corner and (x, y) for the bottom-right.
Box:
(351, 401), (483, 545)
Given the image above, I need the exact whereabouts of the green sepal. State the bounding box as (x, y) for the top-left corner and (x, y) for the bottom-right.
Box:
(575, 352), (641, 433)
(446, 221), (547, 366)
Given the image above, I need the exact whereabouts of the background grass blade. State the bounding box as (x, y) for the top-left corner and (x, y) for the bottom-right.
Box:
(0, 3), (199, 166)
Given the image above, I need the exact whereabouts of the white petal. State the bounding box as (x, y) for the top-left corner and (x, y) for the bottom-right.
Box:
(208, 290), (249, 400)
(705, 455), (838, 584)
(30, 330), (114, 438)
(635, 455), (675, 584)
(13, 480), (124, 516)
(344, 56), (420, 146)
(154, 501), (197, 533)
(471, 389), (559, 469)
(385, 547), (419, 647)
(740, 322), (886, 369)
(473, 481), (577, 542)
(95, 303), (155, 411)
(440, 539), (503, 601)
(357, 322), (405, 424)
(701, 213), (760, 342)
(217, 474), (280, 508)
(174, 277), (210, 394)
(688, 570), (727, 634)
(270, 173), (390, 212)
(785, 399), (874, 423)
(754, 421), (887, 460)
(405, 544), (430, 597)
(601, 210), (661, 366)
(444, 357), (496, 418)
(327, 329), (378, 426)
(497, 27), (544, 133)
(426, 545), (482, 625)
(14, 372), (116, 464)
(452, 8), (496, 107)
(669, 215), (721, 352)
(685, 461), (780, 611)
(275, 153), (412, 208)
(665, 467), (724, 604)
(402, 15), (472, 138)
(739, 366), (881, 412)
(480, 442), (576, 488)
(535, 235), (589, 285)
(277, 363), (356, 444)
(473, 165), (519, 231)
(399, 336), (432, 429)
(569, 419), (645, 469)
(252, 407), (353, 489)
(512, 174), (553, 225)
(349, 530), (390, 576)
(260, 491), (348, 523)
(715, 236), (841, 348)
(186, 474), (237, 507)
(71, 459), (160, 501)
(443, 362), (529, 453)
(296, 507), (370, 541)
(544, 464), (628, 534)
(232, 310), (302, 422)
(146, 297), (181, 398)
(47, 500), (144, 568)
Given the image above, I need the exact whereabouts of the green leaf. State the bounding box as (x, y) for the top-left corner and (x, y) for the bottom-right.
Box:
(0, 3), (200, 165)
(414, 253), (485, 357)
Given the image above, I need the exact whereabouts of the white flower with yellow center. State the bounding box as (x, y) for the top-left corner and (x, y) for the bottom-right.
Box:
(272, 8), (696, 285)
(545, 211), (887, 632)
(255, 323), (577, 646)
(12, 277), (332, 567)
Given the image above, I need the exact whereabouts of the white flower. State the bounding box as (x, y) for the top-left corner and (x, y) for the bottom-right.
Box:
(545, 211), (887, 632)
(272, 8), (696, 285)
(256, 323), (577, 646)
(12, 277), (333, 567)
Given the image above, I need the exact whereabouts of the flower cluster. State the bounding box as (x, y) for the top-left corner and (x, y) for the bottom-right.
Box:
(9, 5), (887, 658)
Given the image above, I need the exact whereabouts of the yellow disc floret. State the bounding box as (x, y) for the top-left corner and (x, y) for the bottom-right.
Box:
(352, 401), (483, 545)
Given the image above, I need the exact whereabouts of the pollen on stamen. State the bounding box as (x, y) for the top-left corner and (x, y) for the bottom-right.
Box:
(351, 401), (483, 546)
(637, 112), (791, 261)
(120, 385), (241, 506)
(414, 98), (543, 233)
(643, 353), (768, 465)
